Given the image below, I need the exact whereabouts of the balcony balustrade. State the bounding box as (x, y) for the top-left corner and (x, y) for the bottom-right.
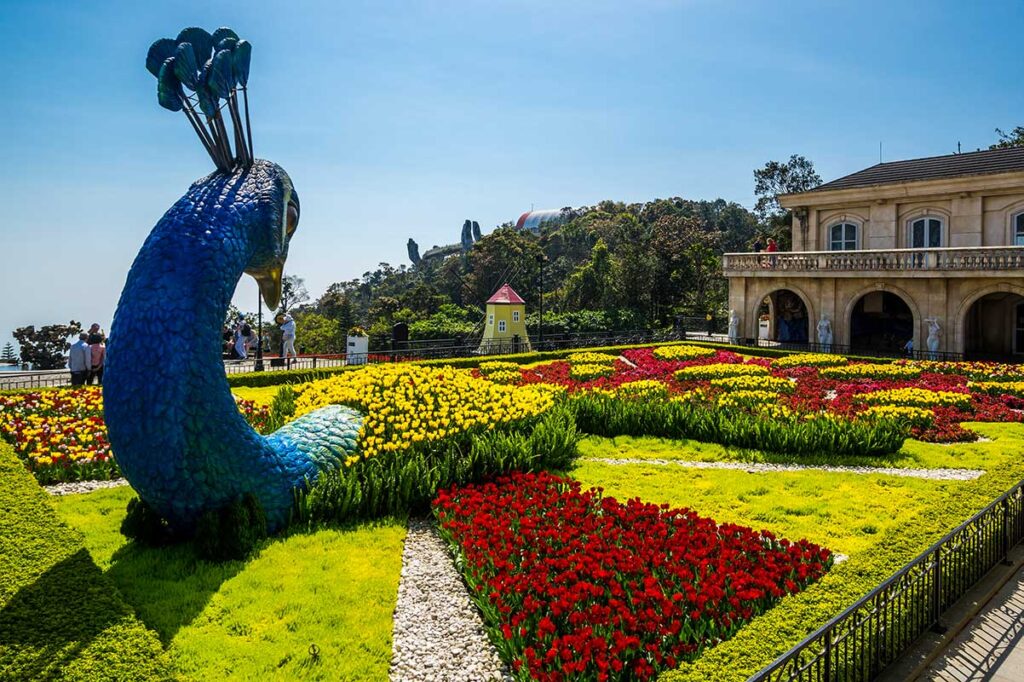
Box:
(722, 245), (1024, 277)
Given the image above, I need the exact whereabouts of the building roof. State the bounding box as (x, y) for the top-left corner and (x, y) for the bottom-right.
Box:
(808, 145), (1024, 193)
(487, 283), (525, 305)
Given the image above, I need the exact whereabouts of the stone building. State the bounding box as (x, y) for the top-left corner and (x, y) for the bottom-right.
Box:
(724, 146), (1024, 359)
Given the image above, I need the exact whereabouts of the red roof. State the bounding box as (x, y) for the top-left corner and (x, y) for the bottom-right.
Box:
(487, 283), (525, 305)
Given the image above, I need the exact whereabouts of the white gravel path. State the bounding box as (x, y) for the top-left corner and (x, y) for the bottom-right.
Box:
(44, 478), (130, 495)
(390, 518), (511, 682)
(583, 457), (984, 480)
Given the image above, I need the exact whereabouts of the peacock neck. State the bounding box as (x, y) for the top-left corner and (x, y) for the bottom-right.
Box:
(104, 171), (268, 511)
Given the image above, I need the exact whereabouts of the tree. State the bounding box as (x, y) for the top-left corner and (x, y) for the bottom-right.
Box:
(990, 126), (1024, 149)
(562, 239), (614, 310)
(1, 342), (16, 363)
(13, 321), (82, 370)
(753, 155), (822, 223)
(278, 274), (310, 313)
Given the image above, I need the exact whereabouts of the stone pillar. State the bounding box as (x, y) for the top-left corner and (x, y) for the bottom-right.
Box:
(868, 203), (896, 250)
(950, 196), (983, 247)
(727, 278), (750, 339)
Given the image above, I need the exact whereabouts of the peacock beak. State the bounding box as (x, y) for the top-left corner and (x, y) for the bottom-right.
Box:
(252, 263), (283, 310)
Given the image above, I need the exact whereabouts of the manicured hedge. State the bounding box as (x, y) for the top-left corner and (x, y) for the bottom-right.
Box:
(570, 392), (907, 457)
(0, 442), (168, 681)
(223, 340), (897, 389)
(662, 423), (1024, 682)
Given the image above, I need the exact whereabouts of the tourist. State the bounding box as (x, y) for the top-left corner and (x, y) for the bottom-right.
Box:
(277, 313), (297, 359)
(68, 333), (92, 386)
(89, 336), (106, 385)
(765, 237), (779, 267)
(903, 338), (914, 357)
(233, 320), (252, 360)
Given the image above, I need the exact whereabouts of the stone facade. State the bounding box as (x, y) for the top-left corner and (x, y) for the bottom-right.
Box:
(724, 166), (1024, 357)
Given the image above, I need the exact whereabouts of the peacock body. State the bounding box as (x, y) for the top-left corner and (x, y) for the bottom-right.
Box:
(103, 29), (362, 532)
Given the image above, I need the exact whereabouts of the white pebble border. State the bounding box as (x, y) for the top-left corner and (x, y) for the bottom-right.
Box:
(583, 457), (984, 481)
(44, 478), (130, 496)
(390, 518), (511, 682)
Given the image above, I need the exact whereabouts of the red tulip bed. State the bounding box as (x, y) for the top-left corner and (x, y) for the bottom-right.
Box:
(433, 471), (832, 682)
(488, 347), (1024, 443)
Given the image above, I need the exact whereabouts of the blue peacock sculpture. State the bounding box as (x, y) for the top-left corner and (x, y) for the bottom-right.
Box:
(104, 27), (362, 533)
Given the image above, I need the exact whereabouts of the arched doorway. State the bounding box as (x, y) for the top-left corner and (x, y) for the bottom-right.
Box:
(849, 291), (914, 353)
(758, 290), (809, 343)
(963, 292), (1024, 360)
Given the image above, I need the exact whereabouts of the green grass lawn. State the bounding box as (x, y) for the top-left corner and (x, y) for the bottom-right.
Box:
(579, 421), (1015, 471)
(231, 385), (283, 406)
(53, 487), (406, 681)
(572, 422), (1024, 681)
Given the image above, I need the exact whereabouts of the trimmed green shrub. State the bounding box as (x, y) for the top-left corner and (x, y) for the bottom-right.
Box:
(570, 392), (907, 457)
(0, 442), (168, 681)
(293, 404), (579, 526)
(120, 497), (174, 546)
(193, 494), (268, 562)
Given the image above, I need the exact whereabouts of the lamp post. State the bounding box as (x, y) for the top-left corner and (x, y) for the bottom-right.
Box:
(255, 284), (264, 372)
(536, 254), (545, 348)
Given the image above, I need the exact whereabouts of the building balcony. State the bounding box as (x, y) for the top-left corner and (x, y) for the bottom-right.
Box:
(722, 246), (1024, 278)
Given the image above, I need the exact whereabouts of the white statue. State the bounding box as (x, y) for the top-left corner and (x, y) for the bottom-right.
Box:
(728, 310), (740, 344)
(816, 315), (833, 352)
(925, 318), (941, 359)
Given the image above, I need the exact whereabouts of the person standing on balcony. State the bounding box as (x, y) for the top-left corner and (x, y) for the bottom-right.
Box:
(765, 237), (779, 267)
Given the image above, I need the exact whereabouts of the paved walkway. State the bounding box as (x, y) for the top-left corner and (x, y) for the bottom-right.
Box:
(583, 457), (985, 481)
(917, 567), (1024, 682)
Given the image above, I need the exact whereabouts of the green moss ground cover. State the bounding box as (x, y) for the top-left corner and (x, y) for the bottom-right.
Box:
(0, 442), (168, 681)
(52, 486), (405, 681)
(571, 422), (1024, 681)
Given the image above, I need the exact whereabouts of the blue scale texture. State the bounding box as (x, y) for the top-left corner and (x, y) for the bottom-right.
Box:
(103, 159), (362, 532)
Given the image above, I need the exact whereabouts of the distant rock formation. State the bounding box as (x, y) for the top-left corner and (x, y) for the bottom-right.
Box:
(409, 218), (482, 265)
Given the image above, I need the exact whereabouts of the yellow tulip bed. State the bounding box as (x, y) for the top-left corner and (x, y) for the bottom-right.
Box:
(772, 353), (848, 369)
(293, 364), (562, 464)
(674, 362), (769, 382)
(652, 345), (717, 362)
(709, 375), (793, 393)
(569, 363), (616, 381)
(567, 351), (619, 365)
(852, 388), (972, 410)
(820, 364), (923, 381)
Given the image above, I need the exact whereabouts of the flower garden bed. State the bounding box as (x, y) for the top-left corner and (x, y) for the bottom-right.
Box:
(0, 387), (270, 483)
(7, 344), (1024, 680)
(433, 471), (832, 681)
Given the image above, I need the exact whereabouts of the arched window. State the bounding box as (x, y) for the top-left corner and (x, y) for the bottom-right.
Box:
(829, 222), (858, 251)
(1014, 212), (1024, 246)
(909, 217), (943, 248)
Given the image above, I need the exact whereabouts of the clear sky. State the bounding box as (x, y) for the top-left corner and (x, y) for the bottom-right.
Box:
(2, 0), (1023, 351)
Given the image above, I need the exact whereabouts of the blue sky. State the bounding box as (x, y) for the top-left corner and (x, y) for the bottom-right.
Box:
(2, 0), (1023, 350)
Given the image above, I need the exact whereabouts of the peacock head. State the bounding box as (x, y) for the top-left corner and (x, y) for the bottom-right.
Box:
(232, 159), (299, 310)
(146, 26), (300, 309)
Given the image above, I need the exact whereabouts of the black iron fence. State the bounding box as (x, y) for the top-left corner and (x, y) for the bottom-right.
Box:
(748, 478), (1024, 682)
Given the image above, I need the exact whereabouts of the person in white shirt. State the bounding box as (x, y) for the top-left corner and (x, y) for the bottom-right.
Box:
(276, 313), (297, 359)
(68, 333), (92, 386)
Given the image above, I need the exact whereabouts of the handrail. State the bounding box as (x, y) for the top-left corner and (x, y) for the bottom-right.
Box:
(747, 476), (1024, 681)
(724, 245), (1024, 257)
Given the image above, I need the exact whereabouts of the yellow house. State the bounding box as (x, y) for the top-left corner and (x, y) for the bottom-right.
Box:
(479, 283), (531, 353)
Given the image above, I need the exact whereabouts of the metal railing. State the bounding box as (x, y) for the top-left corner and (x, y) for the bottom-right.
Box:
(748, 478), (1024, 682)
(723, 245), (1024, 276)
